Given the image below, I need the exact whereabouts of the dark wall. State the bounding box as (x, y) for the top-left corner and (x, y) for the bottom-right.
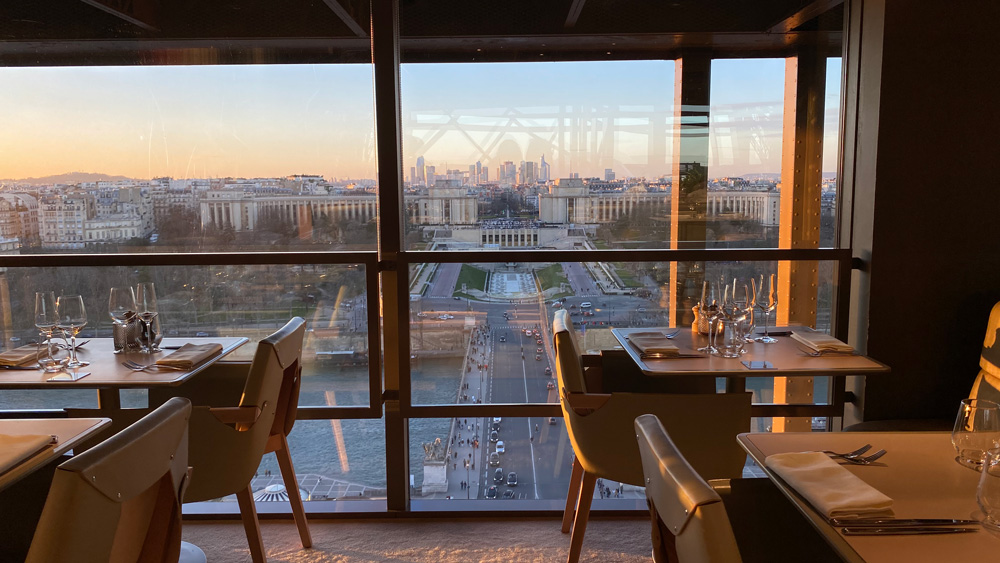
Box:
(863, 2), (1000, 421)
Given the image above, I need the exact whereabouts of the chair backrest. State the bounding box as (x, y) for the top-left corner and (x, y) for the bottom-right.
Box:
(239, 316), (306, 436)
(971, 301), (1000, 404)
(26, 397), (191, 563)
(635, 414), (742, 563)
(553, 308), (586, 394)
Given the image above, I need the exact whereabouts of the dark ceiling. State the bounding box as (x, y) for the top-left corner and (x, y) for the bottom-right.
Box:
(0, 0), (843, 65)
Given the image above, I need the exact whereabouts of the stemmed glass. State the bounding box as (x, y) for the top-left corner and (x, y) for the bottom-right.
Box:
(136, 282), (159, 353)
(109, 286), (137, 354)
(978, 447), (1000, 531)
(697, 282), (721, 354)
(754, 274), (779, 344)
(953, 398), (1000, 470)
(34, 291), (68, 372)
(56, 294), (89, 367)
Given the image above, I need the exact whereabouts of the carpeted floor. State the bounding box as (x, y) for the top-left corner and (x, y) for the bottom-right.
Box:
(183, 516), (652, 562)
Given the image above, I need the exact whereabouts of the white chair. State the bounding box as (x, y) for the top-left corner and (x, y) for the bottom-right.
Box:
(634, 413), (742, 563)
(26, 397), (192, 563)
(553, 309), (751, 563)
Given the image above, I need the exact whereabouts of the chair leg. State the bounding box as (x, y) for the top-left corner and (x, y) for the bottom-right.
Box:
(275, 435), (312, 548)
(567, 471), (598, 563)
(561, 456), (585, 533)
(235, 484), (267, 563)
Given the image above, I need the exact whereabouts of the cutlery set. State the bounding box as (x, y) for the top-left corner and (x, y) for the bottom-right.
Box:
(834, 518), (981, 536)
(822, 444), (887, 465)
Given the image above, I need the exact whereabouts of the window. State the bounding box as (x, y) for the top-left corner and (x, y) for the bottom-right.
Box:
(0, 0), (848, 513)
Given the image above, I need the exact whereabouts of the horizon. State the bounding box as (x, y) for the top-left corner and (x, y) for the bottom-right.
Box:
(0, 59), (841, 182)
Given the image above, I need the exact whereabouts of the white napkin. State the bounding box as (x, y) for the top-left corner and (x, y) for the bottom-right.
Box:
(765, 451), (893, 519)
(0, 434), (56, 474)
(790, 331), (854, 354)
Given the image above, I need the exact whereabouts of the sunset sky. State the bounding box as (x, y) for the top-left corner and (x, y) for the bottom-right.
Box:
(0, 59), (840, 182)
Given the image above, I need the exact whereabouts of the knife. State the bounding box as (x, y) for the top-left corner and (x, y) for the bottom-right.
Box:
(831, 518), (980, 527)
(842, 527), (978, 536)
(0, 365), (41, 370)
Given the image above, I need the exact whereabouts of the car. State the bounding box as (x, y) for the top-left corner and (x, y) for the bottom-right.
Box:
(494, 468), (504, 482)
(416, 312), (427, 317)
(536, 347), (543, 353)
(489, 452), (500, 466)
(453, 296), (461, 300)
(524, 329), (532, 337)
(486, 486), (497, 499)
(445, 314), (454, 319)
(552, 302), (562, 308)
(491, 421), (500, 432)
(493, 417), (502, 424)
(546, 381), (555, 390)
(544, 366), (552, 375)
(535, 354), (541, 361)
(438, 315), (449, 320)
(582, 311), (594, 317)
(502, 489), (515, 499)
(536, 338), (542, 345)
(496, 441), (505, 454)
(638, 307), (647, 312)
(195, 331), (209, 337)
(506, 472), (517, 486)
(499, 335), (506, 342)
(581, 302), (592, 308)
(490, 430), (498, 442)
(548, 417), (558, 425)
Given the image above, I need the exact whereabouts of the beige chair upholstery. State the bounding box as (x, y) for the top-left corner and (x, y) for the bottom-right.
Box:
(553, 309), (751, 563)
(635, 414), (742, 563)
(26, 397), (192, 563)
(150, 317), (309, 562)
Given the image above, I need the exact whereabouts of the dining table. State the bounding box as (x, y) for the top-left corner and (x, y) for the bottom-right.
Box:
(738, 431), (1000, 562)
(0, 337), (249, 410)
(0, 417), (110, 492)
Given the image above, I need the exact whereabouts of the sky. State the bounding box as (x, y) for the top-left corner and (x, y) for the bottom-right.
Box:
(0, 59), (841, 182)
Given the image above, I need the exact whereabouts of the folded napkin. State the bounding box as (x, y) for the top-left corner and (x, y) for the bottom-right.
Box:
(765, 451), (893, 519)
(0, 434), (56, 474)
(627, 332), (679, 358)
(0, 344), (39, 367)
(790, 330), (854, 354)
(156, 343), (223, 369)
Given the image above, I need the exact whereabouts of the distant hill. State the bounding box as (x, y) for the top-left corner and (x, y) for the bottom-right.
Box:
(0, 172), (134, 185)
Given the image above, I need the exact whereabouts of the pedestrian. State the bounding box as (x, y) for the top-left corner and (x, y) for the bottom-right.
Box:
(454, 463), (457, 470)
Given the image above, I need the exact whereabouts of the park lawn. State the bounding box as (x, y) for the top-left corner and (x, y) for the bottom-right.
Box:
(536, 263), (568, 291)
(454, 264), (487, 294)
(611, 263), (640, 288)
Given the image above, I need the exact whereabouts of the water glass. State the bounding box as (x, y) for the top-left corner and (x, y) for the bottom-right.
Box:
(979, 447), (1000, 531)
(36, 332), (70, 373)
(953, 398), (1000, 470)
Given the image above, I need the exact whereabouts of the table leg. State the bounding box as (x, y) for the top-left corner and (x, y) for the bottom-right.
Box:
(725, 377), (746, 394)
(97, 388), (120, 410)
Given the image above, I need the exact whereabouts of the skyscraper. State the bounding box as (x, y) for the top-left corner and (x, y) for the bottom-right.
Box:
(539, 155), (550, 182)
(604, 168), (615, 181)
(475, 161), (482, 184)
(416, 156), (425, 184)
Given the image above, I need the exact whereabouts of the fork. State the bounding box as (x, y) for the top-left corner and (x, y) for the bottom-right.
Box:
(821, 444), (872, 458)
(840, 449), (887, 465)
(664, 328), (682, 339)
(121, 360), (186, 371)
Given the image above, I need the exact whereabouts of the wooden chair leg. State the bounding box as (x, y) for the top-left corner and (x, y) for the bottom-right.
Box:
(567, 471), (598, 563)
(562, 456), (585, 533)
(275, 435), (312, 548)
(235, 484), (267, 563)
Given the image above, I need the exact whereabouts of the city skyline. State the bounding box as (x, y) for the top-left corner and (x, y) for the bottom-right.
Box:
(1, 59), (841, 182)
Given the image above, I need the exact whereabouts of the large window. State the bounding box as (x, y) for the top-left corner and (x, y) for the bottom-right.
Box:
(0, 0), (849, 513)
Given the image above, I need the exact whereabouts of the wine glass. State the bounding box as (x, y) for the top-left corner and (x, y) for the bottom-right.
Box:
(697, 282), (721, 354)
(720, 283), (750, 358)
(136, 282), (159, 353)
(56, 294), (89, 367)
(978, 447), (1000, 531)
(109, 286), (137, 354)
(34, 291), (68, 372)
(755, 273), (779, 344)
(953, 398), (1000, 470)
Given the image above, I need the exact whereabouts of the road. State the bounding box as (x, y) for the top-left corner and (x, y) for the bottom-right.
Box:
(417, 263), (655, 501)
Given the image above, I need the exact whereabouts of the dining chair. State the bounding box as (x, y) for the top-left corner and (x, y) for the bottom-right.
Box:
(149, 317), (309, 563)
(25, 397), (192, 563)
(847, 299), (1000, 431)
(634, 413), (741, 563)
(552, 309), (751, 563)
